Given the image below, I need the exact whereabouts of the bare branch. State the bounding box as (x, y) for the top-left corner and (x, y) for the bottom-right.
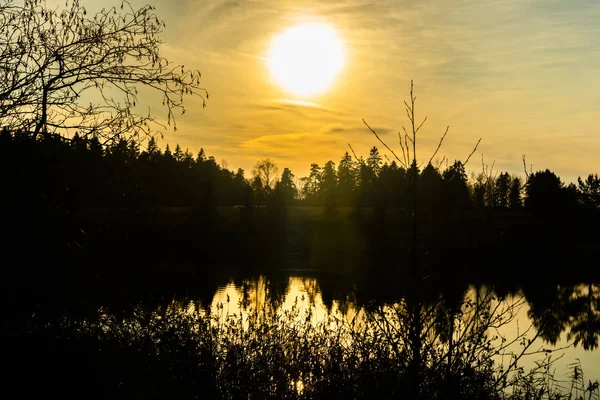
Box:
(427, 125), (449, 166)
(348, 143), (363, 164)
(404, 132), (411, 166)
(463, 138), (482, 168)
(435, 156), (446, 170)
(363, 118), (407, 169)
(398, 131), (408, 169)
(522, 154), (532, 181)
(415, 116), (427, 135)
(0, 0), (207, 142)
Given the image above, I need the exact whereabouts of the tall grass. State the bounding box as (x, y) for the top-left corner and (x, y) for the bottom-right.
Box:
(7, 291), (598, 400)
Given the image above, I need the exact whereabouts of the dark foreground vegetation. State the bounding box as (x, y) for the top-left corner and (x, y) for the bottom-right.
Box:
(8, 290), (600, 400)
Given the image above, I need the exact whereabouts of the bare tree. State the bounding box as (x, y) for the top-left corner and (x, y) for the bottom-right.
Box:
(252, 158), (279, 189)
(360, 81), (482, 398)
(0, 0), (207, 142)
(295, 177), (308, 200)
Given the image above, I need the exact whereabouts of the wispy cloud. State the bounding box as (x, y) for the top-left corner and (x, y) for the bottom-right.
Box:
(100, 0), (600, 181)
(239, 132), (344, 160)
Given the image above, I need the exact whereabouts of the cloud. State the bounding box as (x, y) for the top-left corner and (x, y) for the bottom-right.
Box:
(277, 99), (324, 109)
(239, 132), (343, 159)
(365, 125), (394, 136)
(248, 98), (345, 120)
(319, 123), (346, 134)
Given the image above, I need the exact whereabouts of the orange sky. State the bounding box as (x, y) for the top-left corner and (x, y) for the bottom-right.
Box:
(95, 0), (600, 183)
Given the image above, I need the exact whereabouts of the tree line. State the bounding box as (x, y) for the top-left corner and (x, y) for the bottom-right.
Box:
(2, 129), (599, 214)
(294, 146), (600, 214)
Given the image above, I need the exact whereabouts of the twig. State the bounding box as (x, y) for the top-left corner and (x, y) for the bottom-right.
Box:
(522, 154), (533, 181)
(463, 137), (482, 168)
(348, 143), (363, 164)
(415, 117), (427, 135)
(398, 131), (408, 168)
(404, 101), (412, 119)
(428, 125), (449, 166)
(435, 156), (446, 170)
(363, 119), (406, 168)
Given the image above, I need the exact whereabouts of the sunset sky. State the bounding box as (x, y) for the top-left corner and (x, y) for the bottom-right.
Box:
(104, 0), (599, 183)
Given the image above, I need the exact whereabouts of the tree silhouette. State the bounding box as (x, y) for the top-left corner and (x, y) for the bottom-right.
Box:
(418, 163), (443, 214)
(525, 169), (571, 213)
(442, 161), (471, 212)
(356, 162), (375, 207)
(0, 0), (206, 142)
(508, 176), (522, 209)
(367, 146), (383, 177)
(276, 167), (297, 204)
(567, 283), (600, 350)
(494, 172), (511, 209)
(251, 175), (265, 205)
(253, 158), (279, 190)
(471, 171), (487, 209)
(526, 283), (600, 351)
(372, 161), (407, 210)
(577, 174), (600, 209)
(525, 283), (573, 346)
(174, 145), (184, 163)
(196, 148), (207, 163)
(336, 152), (356, 206)
(303, 163), (321, 204)
(296, 177), (309, 201)
(319, 160), (337, 207)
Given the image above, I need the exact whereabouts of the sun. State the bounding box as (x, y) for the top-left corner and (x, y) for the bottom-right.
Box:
(267, 23), (345, 97)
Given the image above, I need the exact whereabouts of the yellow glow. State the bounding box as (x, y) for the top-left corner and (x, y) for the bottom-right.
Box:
(268, 23), (345, 97)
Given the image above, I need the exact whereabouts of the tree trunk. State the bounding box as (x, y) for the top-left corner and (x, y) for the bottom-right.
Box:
(33, 86), (48, 138)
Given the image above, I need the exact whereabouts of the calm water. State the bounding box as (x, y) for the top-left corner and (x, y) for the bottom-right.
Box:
(202, 274), (600, 385)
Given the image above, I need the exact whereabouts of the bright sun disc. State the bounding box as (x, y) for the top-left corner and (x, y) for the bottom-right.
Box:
(268, 23), (345, 97)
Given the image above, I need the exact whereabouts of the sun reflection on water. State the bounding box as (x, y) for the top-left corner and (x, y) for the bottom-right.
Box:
(210, 276), (359, 325)
(160, 277), (599, 386)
